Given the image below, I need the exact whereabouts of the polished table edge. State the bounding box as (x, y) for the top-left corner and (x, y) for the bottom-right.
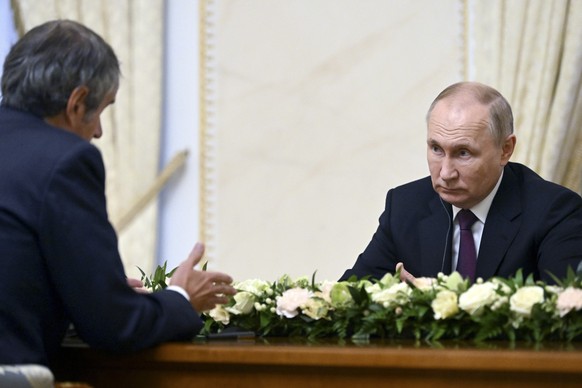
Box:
(57, 338), (582, 374)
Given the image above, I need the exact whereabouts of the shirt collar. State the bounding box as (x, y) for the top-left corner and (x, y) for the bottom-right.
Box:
(452, 170), (504, 223)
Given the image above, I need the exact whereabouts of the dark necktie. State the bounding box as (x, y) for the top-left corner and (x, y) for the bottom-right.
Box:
(457, 209), (478, 282)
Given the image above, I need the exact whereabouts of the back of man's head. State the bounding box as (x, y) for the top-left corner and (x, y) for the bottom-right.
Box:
(0, 19), (120, 118)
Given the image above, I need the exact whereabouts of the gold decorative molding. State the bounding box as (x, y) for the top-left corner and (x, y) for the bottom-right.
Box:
(9, 0), (25, 36)
(199, 0), (216, 256)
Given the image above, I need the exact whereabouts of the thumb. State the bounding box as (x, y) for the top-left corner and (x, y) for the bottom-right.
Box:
(396, 262), (415, 284)
(186, 242), (205, 268)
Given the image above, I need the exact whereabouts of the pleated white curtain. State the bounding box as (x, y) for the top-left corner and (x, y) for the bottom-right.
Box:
(11, 0), (164, 277)
(467, 0), (582, 193)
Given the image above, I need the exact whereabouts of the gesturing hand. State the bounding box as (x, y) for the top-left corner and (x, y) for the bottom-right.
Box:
(170, 242), (237, 312)
(396, 262), (435, 289)
(396, 262), (416, 284)
(126, 277), (150, 294)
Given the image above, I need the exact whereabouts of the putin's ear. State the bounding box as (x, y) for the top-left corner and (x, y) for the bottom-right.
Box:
(65, 86), (89, 126)
(500, 134), (516, 165)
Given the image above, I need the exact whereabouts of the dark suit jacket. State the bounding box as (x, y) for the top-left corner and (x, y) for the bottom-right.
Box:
(0, 107), (201, 366)
(340, 162), (582, 283)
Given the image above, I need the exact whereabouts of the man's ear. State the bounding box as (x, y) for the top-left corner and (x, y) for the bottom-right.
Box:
(65, 86), (89, 126)
(500, 134), (516, 166)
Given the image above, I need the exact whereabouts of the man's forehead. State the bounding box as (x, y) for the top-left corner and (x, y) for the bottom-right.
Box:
(435, 92), (488, 111)
(430, 96), (489, 125)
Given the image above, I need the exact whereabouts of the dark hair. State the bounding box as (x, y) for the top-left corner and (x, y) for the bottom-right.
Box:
(426, 82), (514, 146)
(1, 19), (120, 118)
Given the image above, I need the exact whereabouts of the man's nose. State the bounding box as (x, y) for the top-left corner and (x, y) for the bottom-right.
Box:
(93, 120), (103, 139)
(440, 157), (458, 181)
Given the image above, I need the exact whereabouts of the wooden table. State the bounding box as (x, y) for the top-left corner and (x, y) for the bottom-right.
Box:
(53, 337), (582, 387)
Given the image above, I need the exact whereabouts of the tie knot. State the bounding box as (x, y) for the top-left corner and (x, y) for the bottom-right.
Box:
(458, 209), (478, 230)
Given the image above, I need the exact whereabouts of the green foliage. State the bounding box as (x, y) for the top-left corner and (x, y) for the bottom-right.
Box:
(141, 262), (582, 343)
(138, 261), (177, 292)
(200, 270), (582, 343)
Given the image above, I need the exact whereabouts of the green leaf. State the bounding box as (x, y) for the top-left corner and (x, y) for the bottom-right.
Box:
(137, 261), (178, 292)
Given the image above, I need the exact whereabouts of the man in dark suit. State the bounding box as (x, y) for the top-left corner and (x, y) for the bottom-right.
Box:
(341, 82), (582, 283)
(0, 20), (236, 367)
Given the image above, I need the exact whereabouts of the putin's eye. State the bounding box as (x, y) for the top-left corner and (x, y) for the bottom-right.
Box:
(429, 144), (443, 154)
(458, 149), (472, 158)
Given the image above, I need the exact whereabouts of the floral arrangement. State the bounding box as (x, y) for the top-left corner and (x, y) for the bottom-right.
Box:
(200, 269), (582, 342)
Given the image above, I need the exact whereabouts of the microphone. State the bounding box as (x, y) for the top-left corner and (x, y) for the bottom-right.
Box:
(439, 197), (452, 274)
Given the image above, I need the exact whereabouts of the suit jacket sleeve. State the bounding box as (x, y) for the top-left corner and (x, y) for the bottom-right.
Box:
(477, 164), (582, 283)
(38, 141), (202, 352)
(534, 186), (582, 281)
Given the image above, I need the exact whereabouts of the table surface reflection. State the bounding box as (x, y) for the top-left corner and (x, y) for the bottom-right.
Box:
(54, 337), (582, 387)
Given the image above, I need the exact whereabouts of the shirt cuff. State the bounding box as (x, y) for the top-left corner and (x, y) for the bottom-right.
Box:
(166, 285), (190, 301)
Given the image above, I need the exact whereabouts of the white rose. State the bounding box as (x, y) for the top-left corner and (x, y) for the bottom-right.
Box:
(208, 304), (230, 325)
(302, 297), (329, 320)
(226, 291), (256, 315)
(371, 282), (411, 305)
(276, 287), (311, 318)
(556, 287), (582, 317)
(458, 282), (498, 315)
(509, 286), (544, 317)
(431, 290), (459, 319)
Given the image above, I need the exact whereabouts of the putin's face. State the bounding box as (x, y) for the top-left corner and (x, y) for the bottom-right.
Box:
(427, 96), (513, 209)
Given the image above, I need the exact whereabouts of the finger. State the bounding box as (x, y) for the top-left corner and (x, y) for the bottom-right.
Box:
(195, 296), (226, 313)
(213, 294), (231, 306)
(126, 277), (144, 288)
(395, 262), (403, 273)
(212, 283), (237, 296)
(207, 271), (234, 285)
(202, 294), (233, 311)
(133, 287), (151, 294)
(185, 242), (205, 268)
(396, 262), (416, 284)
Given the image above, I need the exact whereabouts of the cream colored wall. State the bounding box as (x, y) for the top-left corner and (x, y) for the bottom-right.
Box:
(200, 0), (465, 282)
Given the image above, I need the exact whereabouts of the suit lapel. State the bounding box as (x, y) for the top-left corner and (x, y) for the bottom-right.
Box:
(419, 196), (453, 276)
(476, 167), (522, 279)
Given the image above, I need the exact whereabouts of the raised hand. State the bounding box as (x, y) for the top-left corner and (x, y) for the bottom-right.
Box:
(170, 243), (237, 312)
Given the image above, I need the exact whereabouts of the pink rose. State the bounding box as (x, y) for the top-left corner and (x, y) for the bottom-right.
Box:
(275, 287), (311, 318)
(556, 287), (582, 317)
